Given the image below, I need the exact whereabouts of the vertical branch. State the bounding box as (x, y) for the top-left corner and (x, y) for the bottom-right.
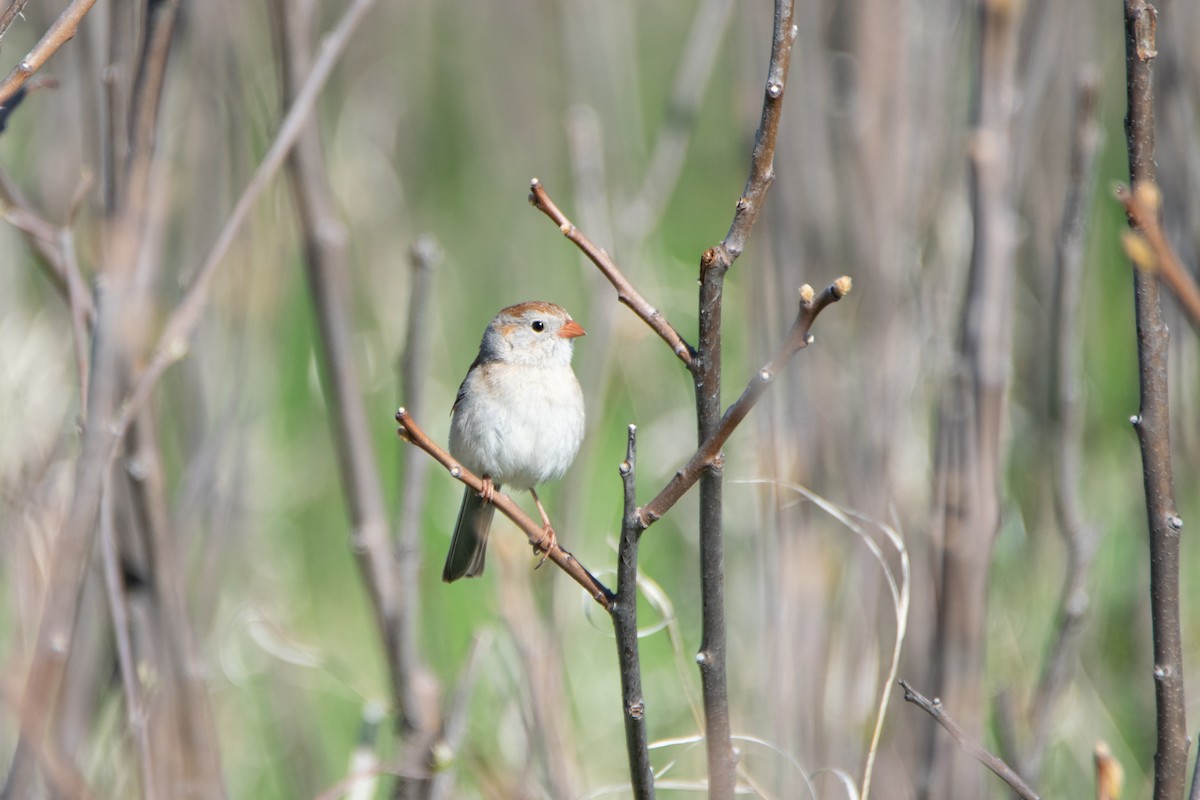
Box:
(393, 236), (441, 798)
(926, 0), (1021, 795)
(1122, 3), (1189, 799)
(611, 425), (655, 799)
(693, 246), (734, 798)
(1022, 68), (1102, 782)
(98, 474), (156, 800)
(268, 0), (400, 720)
(690, 0), (794, 795)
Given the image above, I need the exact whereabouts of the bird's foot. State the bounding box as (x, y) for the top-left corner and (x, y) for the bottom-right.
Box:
(479, 477), (495, 504)
(533, 525), (558, 569)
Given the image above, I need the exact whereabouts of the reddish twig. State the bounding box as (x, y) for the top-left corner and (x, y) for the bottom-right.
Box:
(1117, 182), (1200, 332)
(900, 680), (1040, 800)
(529, 178), (695, 366)
(0, 0), (99, 109)
(394, 409), (615, 608)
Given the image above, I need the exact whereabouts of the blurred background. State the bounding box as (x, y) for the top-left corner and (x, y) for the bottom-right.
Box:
(1, 0), (1199, 797)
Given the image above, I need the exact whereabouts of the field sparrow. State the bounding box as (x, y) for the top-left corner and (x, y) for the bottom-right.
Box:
(442, 301), (586, 582)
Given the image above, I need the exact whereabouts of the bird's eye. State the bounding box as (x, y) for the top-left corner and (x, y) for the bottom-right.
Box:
(531, 320), (545, 332)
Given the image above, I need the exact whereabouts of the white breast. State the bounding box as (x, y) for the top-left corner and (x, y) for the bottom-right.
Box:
(448, 361), (584, 490)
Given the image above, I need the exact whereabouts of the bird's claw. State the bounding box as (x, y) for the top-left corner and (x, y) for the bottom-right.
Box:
(533, 525), (558, 569)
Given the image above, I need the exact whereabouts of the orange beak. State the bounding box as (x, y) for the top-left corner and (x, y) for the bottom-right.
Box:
(558, 319), (586, 339)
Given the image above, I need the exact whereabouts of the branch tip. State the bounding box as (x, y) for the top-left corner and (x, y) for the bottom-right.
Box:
(833, 275), (852, 296)
(798, 284), (814, 304)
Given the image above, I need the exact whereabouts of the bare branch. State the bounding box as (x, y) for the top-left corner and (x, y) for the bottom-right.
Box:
(1123, 3), (1189, 799)
(395, 409), (615, 608)
(711, 0), (796, 267)
(0, 0), (99, 109)
(612, 425), (655, 799)
(638, 278), (850, 529)
(900, 680), (1040, 800)
(529, 178), (695, 365)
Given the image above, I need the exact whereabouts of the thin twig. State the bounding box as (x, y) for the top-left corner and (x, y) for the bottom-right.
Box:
(611, 425), (655, 799)
(0, 0), (29, 41)
(395, 409), (614, 608)
(1123, 3), (1189, 799)
(1118, 182), (1200, 332)
(711, 0), (796, 267)
(900, 681), (1040, 800)
(638, 278), (850, 529)
(0, 168), (95, 326)
(529, 178), (695, 365)
(0, 0), (99, 109)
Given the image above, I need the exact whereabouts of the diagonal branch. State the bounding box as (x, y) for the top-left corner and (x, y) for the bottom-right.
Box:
(529, 178), (695, 365)
(638, 277), (850, 529)
(0, 0), (99, 109)
(900, 680), (1040, 800)
(394, 409), (615, 608)
(115, 0), (379, 439)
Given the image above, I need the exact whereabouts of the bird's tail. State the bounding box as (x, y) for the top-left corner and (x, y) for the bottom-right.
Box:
(442, 485), (498, 581)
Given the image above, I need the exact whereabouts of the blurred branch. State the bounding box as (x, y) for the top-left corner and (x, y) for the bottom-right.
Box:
(394, 409), (615, 608)
(1122, 3), (1189, 799)
(429, 632), (492, 800)
(0, 0), (98, 109)
(116, 0), (379, 437)
(392, 236), (441, 796)
(900, 680), (1040, 800)
(612, 425), (655, 799)
(927, 0), (1021, 794)
(1021, 67), (1103, 782)
(0, 168), (95, 409)
(1118, 182), (1200, 332)
(266, 3), (427, 795)
(638, 278), (850, 530)
(98, 475), (156, 800)
(529, 178), (695, 365)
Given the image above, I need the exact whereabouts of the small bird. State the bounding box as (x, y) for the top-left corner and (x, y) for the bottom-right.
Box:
(443, 301), (586, 582)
